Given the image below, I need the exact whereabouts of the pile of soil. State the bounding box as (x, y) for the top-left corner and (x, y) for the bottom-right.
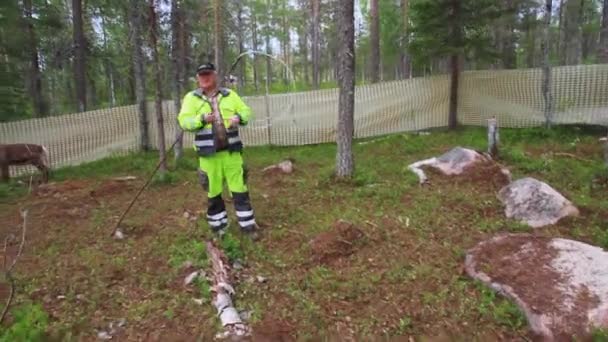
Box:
(309, 221), (364, 265)
(252, 316), (295, 342)
(451, 161), (511, 189)
(465, 234), (608, 340)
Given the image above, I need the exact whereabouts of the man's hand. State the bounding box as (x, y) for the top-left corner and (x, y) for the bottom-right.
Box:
(203, 113), (215, 123)
(229, 115), (241, 128)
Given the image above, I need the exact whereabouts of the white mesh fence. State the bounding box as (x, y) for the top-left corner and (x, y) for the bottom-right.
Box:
(2, 64), (607, 176)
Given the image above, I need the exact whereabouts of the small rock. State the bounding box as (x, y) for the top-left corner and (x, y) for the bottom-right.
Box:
(183, 211), (191, 219)
(56, 295), (66, 300)
(192, 298), (205, 305)
(112, 176), (137, 181)
(239, 310), (253, 322)
(113, 229), (125, 240)
(76, 294), (85, 301)
(498, 177), (579, 227)
(184, 271), (200, 286)
(116, 318), (126, 328)
(256, 275), (267, 283)
(232, 260), (244, 270)
(97, 331), (112, 340)
(262, 193), (269, 199)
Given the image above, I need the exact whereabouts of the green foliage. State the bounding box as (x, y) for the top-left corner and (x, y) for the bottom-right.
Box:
(220, 232), (244, 262)
(0, 303), (49, 342)
(0, 181), (28, 202)
(409, 0), (501, 67)
(476, 283), (526, 330)
(591, 328), (608, 341)
(168, 238), (207, 269)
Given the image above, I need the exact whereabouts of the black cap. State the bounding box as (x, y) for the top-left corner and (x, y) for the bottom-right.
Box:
(196, 63), (216, 75)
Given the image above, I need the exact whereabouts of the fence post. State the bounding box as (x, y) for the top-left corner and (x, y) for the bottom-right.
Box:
(487, 117), (499, 158)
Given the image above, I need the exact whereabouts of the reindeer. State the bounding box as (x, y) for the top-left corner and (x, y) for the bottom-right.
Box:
(0, 144), (50, 183)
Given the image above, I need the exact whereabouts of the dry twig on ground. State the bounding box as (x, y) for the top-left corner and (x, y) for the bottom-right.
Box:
(0, 209), (28, 324)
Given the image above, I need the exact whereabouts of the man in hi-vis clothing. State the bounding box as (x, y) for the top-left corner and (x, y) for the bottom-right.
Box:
(178, 63), (258, 238)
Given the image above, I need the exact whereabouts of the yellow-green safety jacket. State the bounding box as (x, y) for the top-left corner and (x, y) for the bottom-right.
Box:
(178, 88), (252, 156)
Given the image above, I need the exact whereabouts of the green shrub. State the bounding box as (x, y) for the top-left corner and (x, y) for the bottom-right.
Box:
(0, 303), (48, 342)
(220, 233), (244, 262)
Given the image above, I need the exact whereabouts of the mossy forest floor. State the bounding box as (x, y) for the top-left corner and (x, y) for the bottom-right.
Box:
(1, 126), (607, 340)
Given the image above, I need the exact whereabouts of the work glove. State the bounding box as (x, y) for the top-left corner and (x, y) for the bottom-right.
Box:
(229, 115), (241, 128)
(202, 113), (215, 123)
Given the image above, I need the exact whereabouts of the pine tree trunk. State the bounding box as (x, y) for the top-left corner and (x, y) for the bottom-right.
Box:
(448, 54), (459, 130)
(502, 0), (517, 69)
(336, 0), (355, 178)
(23, 0), (47, 117)
(399, 0), (411, 79)
(370, 0), (380, 83)
(599, 0), (608, 62)
(265, 0), (272, 86)
(524, 8), (537, 67)
(149, 0), (167, 174)
(557, 0), (565, 63)
(100, 15), (116, 107)
(447, 0), (461, 130)
(282, 1), (290, 85)
(129, 0), (149, 151)
(171, 0), (184, 160)
(542, 0), (554, 128)
(214, 0), (224, 79)
(251, 13), (259, 92)
(237, 2), (246, 89)
(72, 0), (87, 112)
(311, 0), (320, 89)
(563, 0), (584, 65)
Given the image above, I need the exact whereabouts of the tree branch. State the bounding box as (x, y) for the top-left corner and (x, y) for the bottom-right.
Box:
(0, 209), (28, 324)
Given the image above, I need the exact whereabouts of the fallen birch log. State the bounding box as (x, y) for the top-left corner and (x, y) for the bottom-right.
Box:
(206, 241), (251, 339)
(407, 157), (438, 184)
(407, 147), (489, 184)
(262, 160), (294, 174)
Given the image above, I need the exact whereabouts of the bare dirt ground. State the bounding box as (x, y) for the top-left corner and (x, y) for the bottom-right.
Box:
(1, 127), (606, 340)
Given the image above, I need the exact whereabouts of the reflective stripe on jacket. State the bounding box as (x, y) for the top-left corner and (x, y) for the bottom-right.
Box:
(177, 87), (252, 156)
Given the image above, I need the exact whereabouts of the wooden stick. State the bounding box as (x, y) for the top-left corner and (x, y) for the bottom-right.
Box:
(0, 210), (27, 324)
(552, 152), (593, 163)
(206, 241), (251, 338)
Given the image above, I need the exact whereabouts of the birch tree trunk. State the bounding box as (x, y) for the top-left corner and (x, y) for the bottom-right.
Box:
(129, 0), (149, 151)
(600, 0), (608, 62)
(369, 0), (380, 83)
(72, 0), (87, 112)
(336, 0), (355, 178)
(541, 0), (554, 128)
(149, 0), (167, 174)
(311, 0), (321, 89)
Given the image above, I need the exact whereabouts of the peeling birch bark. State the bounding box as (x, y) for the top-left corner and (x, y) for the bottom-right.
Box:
(206, 241), (251, 339)
(407, 157), (438, 184)
(487, 118), (499, 157)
